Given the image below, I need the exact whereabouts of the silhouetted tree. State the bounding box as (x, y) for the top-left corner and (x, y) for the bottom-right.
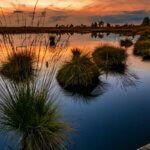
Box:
(142, 17), (150, 26)
(98, 21), (104, 27)
(91, 23), (95, 28)
(70, 24), (74, 28)
(107, 23), (111, 27)
(94, 22), (98, 28)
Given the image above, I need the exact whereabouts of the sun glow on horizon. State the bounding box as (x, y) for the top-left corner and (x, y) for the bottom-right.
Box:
(0, 0), (93, 10)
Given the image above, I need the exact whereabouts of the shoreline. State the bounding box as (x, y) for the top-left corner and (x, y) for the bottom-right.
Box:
(0, 26), (150, 35)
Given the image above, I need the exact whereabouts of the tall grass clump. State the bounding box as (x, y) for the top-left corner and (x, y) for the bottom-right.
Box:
(56, 48), (100, 96)
(92, 46), (127, 74)
(120, 38), (133, 48)
(0, 51), (35, 82)
(134, 40), (150, 55)
(141, 49), (150, 59)
(134, 34), (150, 60)
(0, 79), (72, 150)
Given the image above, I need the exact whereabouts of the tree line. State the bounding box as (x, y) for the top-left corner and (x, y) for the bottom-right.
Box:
(55, 17), (150, 28)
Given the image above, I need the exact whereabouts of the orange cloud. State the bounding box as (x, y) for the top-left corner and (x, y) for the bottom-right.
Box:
(1, 0), (150, 26)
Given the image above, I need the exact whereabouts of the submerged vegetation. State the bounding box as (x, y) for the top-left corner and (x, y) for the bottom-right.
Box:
(0, 81), (72, 150)
(0, 51), (35, 82)
(57, 48), (100, 96)
(120, 38), (133, 48)
(92, 46), (127, 74)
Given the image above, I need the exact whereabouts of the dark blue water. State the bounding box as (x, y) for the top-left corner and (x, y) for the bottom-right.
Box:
(0, 33), (150, 150)
(58, 34), (150, 150)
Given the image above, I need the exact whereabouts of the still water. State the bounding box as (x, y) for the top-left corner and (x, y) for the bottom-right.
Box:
(0, 33), (150, 150)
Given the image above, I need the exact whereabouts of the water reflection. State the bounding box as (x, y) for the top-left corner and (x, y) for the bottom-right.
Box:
(0, 31), (146, 150)
(62, 81), (109, 104)
(0, 33), (73, 150)
(49, 35), (56, 47)
(104, 69), (139, 89)
(91, 32), (104, 39)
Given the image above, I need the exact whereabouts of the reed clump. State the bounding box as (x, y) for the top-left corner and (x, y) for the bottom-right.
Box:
(56, 48), (99, 95)
(120, 39), (133, 48)
(134, 40), (150, 55)
(134, 32), (150, 60)
(92, 46), (127, 74)
(0, 81), (72, 150)
(0, 51), (35, 82)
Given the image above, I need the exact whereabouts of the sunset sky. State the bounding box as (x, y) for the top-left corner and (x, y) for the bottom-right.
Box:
(1, 0), (150, 26)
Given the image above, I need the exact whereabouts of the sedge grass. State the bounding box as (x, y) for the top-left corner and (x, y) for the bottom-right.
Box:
(57, 48), (100, 96)
(120, 38), (133, 48)
(92, 46), (127, 74)
(0, 51), (35, 83)
(134, 34), (150, 60)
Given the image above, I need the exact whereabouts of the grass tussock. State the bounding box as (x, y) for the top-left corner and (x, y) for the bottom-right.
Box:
(120, 39), (133, 48)
(0, 81), (72, 150)
(57, 48), (100, 95)
(0, 51), (35, 82)
(134, 33), (150, 60)
(92, 46), (127, 74)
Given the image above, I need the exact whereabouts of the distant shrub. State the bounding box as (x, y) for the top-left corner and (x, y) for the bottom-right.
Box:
(120, 39), (133, 48)
(92, 46), (127, 74)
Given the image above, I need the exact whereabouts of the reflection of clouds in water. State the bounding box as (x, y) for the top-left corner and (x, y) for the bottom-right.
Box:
(0, 33), (142, 94)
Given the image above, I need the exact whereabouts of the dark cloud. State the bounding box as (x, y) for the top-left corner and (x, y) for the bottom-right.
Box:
(90, 10), (150, 23)
(50, 16), (68, 22)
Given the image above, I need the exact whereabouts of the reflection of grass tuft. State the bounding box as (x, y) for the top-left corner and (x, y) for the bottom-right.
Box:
(92, 46), (127, 74)
(0, 82), (72, 150)
(120, 39), (133, 48)
(0, 51), (35, 82)
(57, 48), (100, 96)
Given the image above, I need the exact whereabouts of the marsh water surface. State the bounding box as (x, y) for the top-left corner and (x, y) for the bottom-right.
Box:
(0, 33), (150, 150)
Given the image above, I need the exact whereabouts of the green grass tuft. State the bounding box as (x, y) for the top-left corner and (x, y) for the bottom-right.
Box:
(134, 34), (150, 60)
(120, 39), (133, 48)
(57, 49), (100, 96)
(0, 51), (35, 82)
(92, 46), (127, 74)
(0, 81), (72, 150)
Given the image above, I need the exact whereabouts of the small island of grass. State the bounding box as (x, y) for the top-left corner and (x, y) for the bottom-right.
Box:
(92, 46), (127, 74)
(56, 48), (100, 96)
